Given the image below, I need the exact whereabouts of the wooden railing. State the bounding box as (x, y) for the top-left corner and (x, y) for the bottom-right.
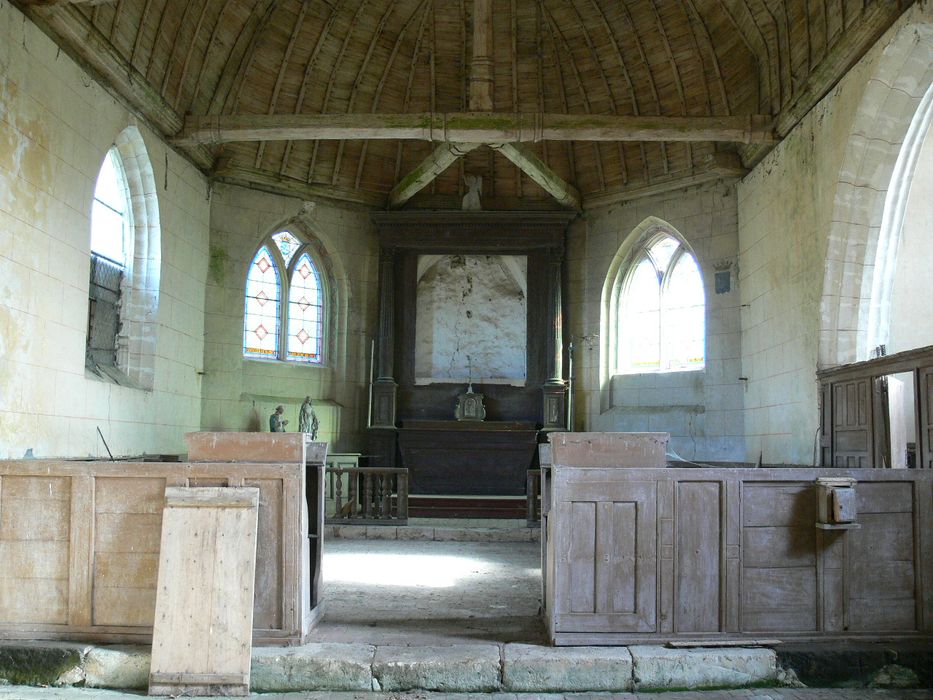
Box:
(526, 469), (542, 527)
(326, 466), (408, 525)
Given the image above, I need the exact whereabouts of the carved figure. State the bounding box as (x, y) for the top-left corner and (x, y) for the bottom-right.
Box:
(299, 396), (320, 440)
(462, 174), (482, 210)
(269, 405), (289, 432)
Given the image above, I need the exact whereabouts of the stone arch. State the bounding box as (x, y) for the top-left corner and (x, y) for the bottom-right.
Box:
(820, 10), (933, 367)
(101, 125), (162, 389)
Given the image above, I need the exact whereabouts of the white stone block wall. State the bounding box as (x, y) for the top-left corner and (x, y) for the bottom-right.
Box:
(0, 0), (209, 458)
(568, 182), (746, 462)
(201, 184), (377, 453)
(736, 4), (933, 465)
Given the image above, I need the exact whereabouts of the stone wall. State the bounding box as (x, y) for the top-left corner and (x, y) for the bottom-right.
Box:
(0, 0), (209, 458)
(569, 182), (745, 462)
(737, 5), (933, 465)
(201, 184), (377, 452)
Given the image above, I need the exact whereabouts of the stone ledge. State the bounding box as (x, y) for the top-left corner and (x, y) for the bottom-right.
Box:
(372, 644), (501, 692)
(251, 643), (374, 692)
(630, 645), (777, 690)
(502, 643), (633, 692)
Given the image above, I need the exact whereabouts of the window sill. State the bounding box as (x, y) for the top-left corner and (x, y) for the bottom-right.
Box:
(243, 357), (330, 370)
(85, 362), (149, 391)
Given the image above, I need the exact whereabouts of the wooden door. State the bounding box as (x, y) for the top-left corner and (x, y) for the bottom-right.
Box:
(830, 378), (873, 468)
(553, 479), (657, 633)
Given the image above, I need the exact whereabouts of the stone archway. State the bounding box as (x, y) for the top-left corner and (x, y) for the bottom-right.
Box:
(820, 9), (933, 367)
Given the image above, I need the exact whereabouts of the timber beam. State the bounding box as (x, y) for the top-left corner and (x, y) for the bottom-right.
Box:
(174, 113), (775, 147)
(387, 142), (482, 209)
(494, 143), (581, 211)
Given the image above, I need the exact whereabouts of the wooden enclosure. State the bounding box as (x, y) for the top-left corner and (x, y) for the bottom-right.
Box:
(819, 344), (933, 469)
(544, 459), (933, 645)
(0, 458), (321, 646)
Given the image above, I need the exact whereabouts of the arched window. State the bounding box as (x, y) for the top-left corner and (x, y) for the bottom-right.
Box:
(86, 128), (161, 389)
(616, 234), (705, 373)
(243, 231), (327, 364)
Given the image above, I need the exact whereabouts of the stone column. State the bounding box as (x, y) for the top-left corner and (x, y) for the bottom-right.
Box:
(542, 248), (567, 431)
(371, 246), (397, 428)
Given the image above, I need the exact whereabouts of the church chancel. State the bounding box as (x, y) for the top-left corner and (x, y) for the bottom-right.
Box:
(368, 212), (572, 517)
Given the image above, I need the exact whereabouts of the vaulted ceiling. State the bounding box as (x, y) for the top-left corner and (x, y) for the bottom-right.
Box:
(14, 0), (910, 209)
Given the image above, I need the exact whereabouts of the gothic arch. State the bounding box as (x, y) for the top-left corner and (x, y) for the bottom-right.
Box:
(820, 11), (933, 367)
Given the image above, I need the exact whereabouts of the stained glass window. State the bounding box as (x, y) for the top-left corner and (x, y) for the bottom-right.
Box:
(287, 253), (323, 363)
(243, 246), (281, 358)
(243, 233), (328, 364)
(272, 231), (300, 266)
(617, 234), (705, 373)
(91, 148), (129, 265)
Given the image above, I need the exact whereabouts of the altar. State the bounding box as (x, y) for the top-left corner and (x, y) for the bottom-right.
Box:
(366, 211), (574, 507)
(398, 420), (538, 496)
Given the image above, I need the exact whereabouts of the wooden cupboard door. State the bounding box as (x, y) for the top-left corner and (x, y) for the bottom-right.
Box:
(554, 480), (657, 633)
(831, 378), (873, 468)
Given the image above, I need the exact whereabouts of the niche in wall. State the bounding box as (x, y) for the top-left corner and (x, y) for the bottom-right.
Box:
(414, 254), (527, 385)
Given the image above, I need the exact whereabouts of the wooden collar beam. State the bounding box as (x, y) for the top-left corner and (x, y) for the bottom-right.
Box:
(174, 113), (775, 146)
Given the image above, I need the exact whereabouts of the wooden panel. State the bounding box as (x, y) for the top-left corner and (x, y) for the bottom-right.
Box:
(554, 480), (656, 633)
(675, 481), (720, 633)
(919, 367), (933, 469)
(247, 479), (283, 630)
(849, 512), (914, 560)
(569, 501), (596, 614)
(149, 487), (259, 696)
(743, 483), (814, 526)
(742, 567), (817, 631)
(0, 476), (71, 626)
(856, 482), (913, 513)
(831, 378), (872, 468)
(94, 587), (157, 627)
(743, 527), (816, 567)
(595, 501), (636, 614)
(95, 513), (163, 552)
(96, 477), (165, 513)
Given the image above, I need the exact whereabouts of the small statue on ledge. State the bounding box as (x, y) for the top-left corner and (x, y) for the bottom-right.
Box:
(298, 396), (320, 440)
(269, 405), (289, 432)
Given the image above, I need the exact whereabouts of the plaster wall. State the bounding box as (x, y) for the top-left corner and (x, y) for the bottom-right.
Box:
(569, 182), (745, 462)
(201, 184), (377, 453)
(0, 0), (209, 458)
(888, 122), (933, 354)
(736, 7), (930, 465)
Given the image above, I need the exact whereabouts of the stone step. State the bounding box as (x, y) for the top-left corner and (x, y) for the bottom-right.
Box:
(327, 523), (541, 542)
(0, 641), (779, 694)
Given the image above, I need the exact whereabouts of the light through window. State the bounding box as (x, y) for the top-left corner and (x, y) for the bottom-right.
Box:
(91, 148), (129, 265)
(243, 231), (327, 364)
(617, 235), (705, 373)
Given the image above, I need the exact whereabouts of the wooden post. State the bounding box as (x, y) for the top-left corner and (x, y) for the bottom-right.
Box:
(469, 0), (494, 111)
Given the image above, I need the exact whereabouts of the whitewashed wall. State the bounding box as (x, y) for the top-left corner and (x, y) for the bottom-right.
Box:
(200, 184), (377, 453)
(569, 182), (745, 462)
(0, 0), (209, 458)
(737, 5), (933, 465)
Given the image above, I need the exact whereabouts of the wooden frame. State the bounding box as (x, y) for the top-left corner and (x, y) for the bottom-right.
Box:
(544, 465), (933, 645)
(818, 344), (933, 468)
(0, 460), (318, 646)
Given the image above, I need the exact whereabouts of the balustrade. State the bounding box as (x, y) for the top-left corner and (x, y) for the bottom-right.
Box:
(326, 466), (408, 524)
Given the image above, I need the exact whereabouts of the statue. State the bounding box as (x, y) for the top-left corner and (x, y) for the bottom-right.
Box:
(269, 405), (288, 432)
(462, 174), (482, 210)
(298, 396), (320, 440)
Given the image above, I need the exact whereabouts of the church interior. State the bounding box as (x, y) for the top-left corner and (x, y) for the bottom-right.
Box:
(1, 0), (932, 694)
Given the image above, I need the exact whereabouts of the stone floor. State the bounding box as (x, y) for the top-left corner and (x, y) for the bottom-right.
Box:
(316, 538), (545, 645)
(1, 686), (931, 699)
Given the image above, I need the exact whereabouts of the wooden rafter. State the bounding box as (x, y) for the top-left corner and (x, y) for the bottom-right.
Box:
(494, 143), (581, 211)
(387, 142), (482, 209)
(175, 112), (775, 146)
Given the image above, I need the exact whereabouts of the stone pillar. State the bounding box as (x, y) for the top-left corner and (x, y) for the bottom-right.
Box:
(542, 248), (567, 431)
(371, 246), (397, 428)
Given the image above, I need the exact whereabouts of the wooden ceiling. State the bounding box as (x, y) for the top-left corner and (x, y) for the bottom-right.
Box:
(15, 0), (910, 209)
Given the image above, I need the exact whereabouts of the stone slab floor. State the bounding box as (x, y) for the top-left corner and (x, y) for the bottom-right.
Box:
(0, 687), (930, 699)
(316, 538), (546, 645)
